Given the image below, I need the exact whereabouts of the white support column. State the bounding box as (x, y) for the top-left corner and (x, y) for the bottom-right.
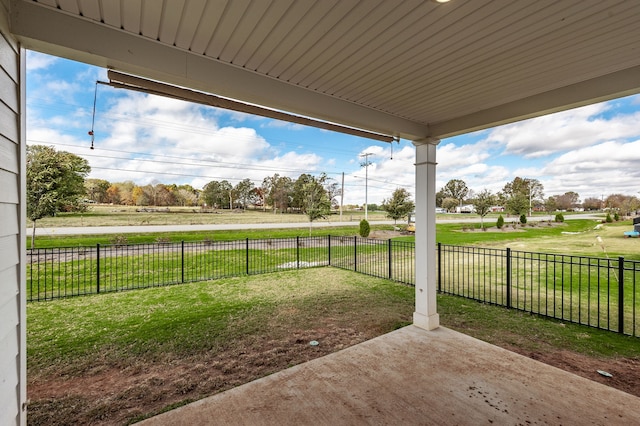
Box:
(412, 138), (440, 330)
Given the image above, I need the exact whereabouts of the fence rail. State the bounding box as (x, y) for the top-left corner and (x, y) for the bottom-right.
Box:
(27, 237), (640, 337)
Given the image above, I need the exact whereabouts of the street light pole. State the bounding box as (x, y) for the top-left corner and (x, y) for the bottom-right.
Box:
(360, 153), (373, 221)
(529, 180), (532, 217)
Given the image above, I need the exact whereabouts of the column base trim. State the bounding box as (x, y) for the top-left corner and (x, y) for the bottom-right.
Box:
(413, 312), (440, 331)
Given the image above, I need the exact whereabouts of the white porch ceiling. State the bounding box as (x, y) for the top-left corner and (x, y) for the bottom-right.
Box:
(10, 0), (640, 140)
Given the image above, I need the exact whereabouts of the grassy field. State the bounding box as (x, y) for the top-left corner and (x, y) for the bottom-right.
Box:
(28, 223), (387, 248)
(28, 205), (390, 227)
(27, 268), (640, 425)
(25, 210), (640, 422)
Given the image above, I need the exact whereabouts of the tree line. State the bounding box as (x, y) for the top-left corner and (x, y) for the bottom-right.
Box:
(26, 145), (415, 237)
(28, 145), (637, 241)
(437, 177), (640, 219)
(84, 173), (342, 213)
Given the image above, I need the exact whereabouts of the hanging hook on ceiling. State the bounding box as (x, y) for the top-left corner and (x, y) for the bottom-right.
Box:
(88, 81), (98, 150)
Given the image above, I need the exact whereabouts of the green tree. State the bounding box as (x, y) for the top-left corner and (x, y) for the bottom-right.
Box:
(472, 189), (495, 229)
(500, 177), (544, 216)
(84, 178), (110, 203)
(435, 189), (445, 208)
(300, 174), (332, 235)
(442, 197), (459, 213)
(505, 194), (530, 216)
(291, 173), (314, 212)
(27, 145), (90, 248)
(263, 174), (293, 213)
(233, 178), (255, 210)
(381, 188), (415, 224)
(441, 179), (469, 208)
(201, 180), (233, 209)
(544, 196), (558, 215)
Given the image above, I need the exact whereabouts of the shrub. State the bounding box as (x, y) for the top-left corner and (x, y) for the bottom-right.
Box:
(606, 213), (613, 223)
(359, 219), (370, 238)
(519, 214), (527, 224)
(613, 212), (620, 221)
(496, 215), (504, 229)
(554, 213), (564, 223)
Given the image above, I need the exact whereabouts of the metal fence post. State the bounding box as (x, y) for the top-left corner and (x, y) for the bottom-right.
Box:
(328, 235), (331, 266)
(618, 256), (625, 334)
(296, 236), (300, 269)
(388, 239), (392, 279)
(354, 236), (357, 272)
(181, 240), (185, 283)
(506, 248), (512, 308)
(96, 243), (100, 294)
(246, 238), (250, 275)
(437, 243), (442, 292)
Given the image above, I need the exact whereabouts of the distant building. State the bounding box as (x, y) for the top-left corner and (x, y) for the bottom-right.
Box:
(456, 204), (475, 214)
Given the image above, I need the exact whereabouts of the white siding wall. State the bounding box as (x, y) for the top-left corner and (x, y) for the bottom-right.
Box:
(0, 0), (25, 424)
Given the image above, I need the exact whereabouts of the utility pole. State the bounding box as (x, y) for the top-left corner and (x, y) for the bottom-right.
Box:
(529, 180), (532, 217)
(340, 172), (344, 222)
(360, 153), (373, 220)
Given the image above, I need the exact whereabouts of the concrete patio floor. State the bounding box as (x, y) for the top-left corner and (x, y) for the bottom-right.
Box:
(138, 326), (640, 425)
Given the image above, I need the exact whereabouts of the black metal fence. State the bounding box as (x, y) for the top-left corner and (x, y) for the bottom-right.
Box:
(438, 243), (640, 337)
(27, 237), (640, 337)
(26, 236), (415, 302)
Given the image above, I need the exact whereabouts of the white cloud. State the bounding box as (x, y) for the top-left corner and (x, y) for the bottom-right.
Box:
(484, 103), (640, 158)
(541, 140), (640, 198)
(437, 140), (493, 169)
(26, 51), (57, 71)
(342, 145), (415, 205)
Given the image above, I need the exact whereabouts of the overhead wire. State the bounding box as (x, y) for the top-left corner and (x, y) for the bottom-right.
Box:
(29, 102), (375, 162)
(27, 83), (413, 192)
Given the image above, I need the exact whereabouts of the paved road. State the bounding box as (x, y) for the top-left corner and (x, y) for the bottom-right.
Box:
(31, 221), (396, 236)
(31, 214), (603, 236)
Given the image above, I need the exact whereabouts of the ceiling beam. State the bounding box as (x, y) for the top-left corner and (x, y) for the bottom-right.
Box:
(106, 70), (395, 143)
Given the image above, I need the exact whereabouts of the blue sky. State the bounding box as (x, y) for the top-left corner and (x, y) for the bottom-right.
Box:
(27, 51), (640, 206)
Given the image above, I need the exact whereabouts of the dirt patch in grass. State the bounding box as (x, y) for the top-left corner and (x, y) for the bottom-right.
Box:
(28, 325), (373, 425)
(512, 348), (640, 398)
(29, 321), (640, 426)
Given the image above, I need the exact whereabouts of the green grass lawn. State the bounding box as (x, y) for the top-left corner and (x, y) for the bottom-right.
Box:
(28, 205), (390, 228)
(27, 268), (640, 424)
(29, 269), (639, 374)
(28, 224), (398, 248)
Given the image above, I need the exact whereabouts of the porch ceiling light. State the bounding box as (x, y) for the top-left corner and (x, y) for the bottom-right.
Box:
(105, 70), (395, 143)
